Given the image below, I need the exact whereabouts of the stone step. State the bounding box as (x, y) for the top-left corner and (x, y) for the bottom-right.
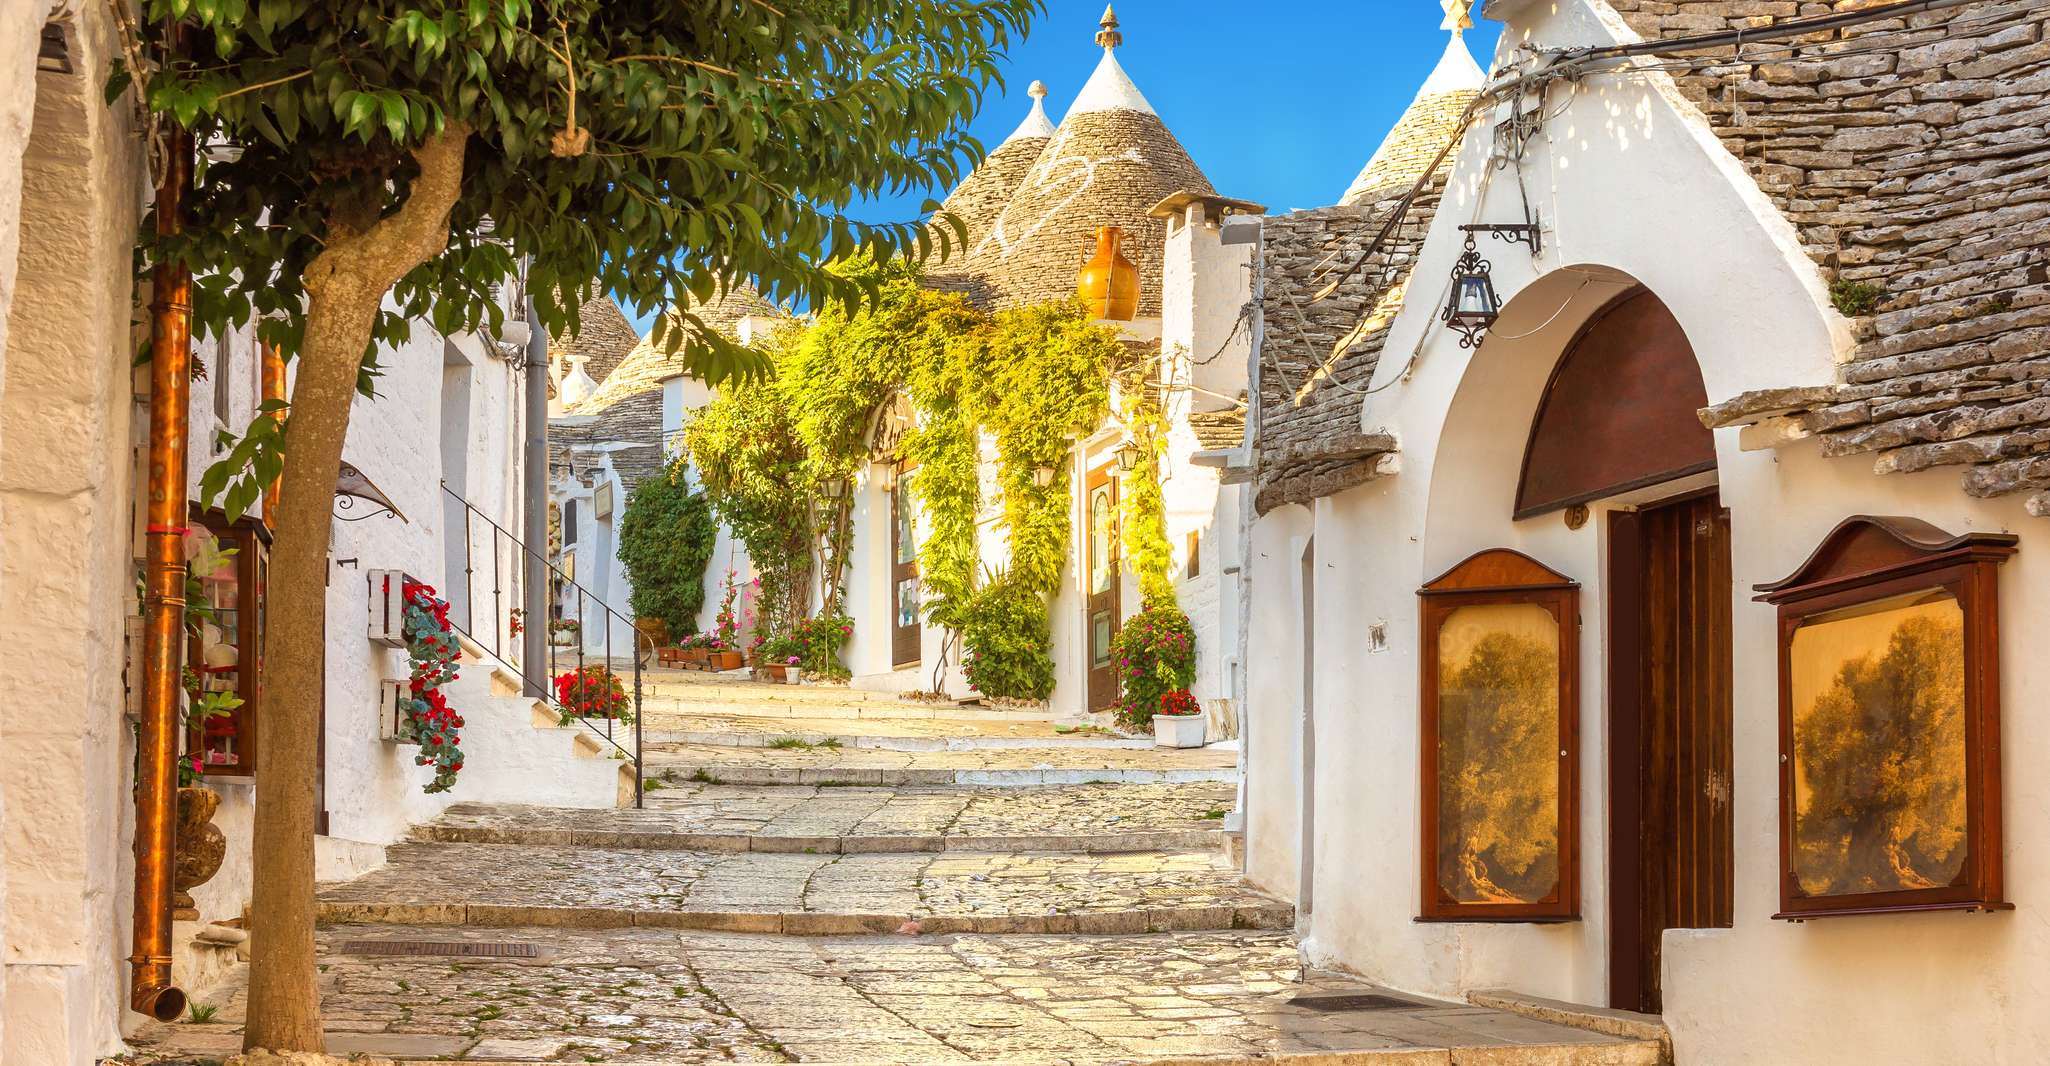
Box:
(646, 740), (1237, 788)
(644, 725), (1151, 752)
(642, 693), (1065, 723)
(316, 842), (1288, 935)
(415, 783), (1235, 854)
(129, 926), (1663, 1065)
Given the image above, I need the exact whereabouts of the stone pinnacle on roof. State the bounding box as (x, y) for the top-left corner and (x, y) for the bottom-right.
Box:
(1069, 8), (1155, 117)
(1004, 80), (1057, 144)
(1442, 0), (1474, 34)
(1338, 19), (1486, 207)
(1096, 5), (1122, 49)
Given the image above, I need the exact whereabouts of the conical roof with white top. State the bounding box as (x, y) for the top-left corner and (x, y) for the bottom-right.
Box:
(1339, 6), (1486, 207)
(929, 82), (1057, 272)
(960, 6), (1213, 315)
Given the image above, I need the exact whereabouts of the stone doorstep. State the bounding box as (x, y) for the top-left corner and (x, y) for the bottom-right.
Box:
(312, 900), (1294, 936)
(1466, 991), (1671, 1064)
(651, 765), (1240, 787)
(642, 728), (1153, 752)
(414, 824), (1230, 855)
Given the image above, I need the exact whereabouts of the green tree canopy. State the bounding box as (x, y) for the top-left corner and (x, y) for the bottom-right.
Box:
(616, 463), (718, 638)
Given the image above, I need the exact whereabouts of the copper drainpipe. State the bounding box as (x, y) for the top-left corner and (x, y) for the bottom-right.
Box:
(131, 59), (194, 1023)
(261, 339), (286, 518)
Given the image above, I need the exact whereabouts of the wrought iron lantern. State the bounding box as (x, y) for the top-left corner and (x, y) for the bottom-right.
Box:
(1441, 231), (1501, 349)
(1031, 466), (1057, 488)
(1115, 442), (1140, 473)
(820, 476), (848, 500)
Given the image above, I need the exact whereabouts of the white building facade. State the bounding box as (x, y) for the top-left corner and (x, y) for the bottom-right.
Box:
(1223, 2), (2050, 1063)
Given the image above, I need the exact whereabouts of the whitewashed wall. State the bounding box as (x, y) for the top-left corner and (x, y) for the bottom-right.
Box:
(0, 4), (144, 1059)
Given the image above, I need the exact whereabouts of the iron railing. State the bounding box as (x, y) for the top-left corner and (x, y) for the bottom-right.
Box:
(440, 482), (645, 808)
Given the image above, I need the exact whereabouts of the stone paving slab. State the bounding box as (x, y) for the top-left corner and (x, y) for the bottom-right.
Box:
(317, 843), (1289, 934)
(649, 743), (1237, 787)
(128, 926), (1660, 1064)
(418, 783), (1236, 854)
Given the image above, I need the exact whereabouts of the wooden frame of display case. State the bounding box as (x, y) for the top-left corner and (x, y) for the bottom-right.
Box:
(1417, 548), (1580, 922)
(185, 507), (270, 778)
(1754, 516), (2015, 920)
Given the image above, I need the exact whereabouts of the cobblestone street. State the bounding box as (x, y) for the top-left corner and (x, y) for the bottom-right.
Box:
(128, 678), (1661, 1063)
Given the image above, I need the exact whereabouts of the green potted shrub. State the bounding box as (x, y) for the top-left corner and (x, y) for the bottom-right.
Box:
(1108, 604), (1198, 744)
(754, 633), (802, 684)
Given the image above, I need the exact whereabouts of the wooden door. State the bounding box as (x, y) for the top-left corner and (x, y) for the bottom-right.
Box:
(891, 465), (920, 667)
(1085, 466), (1121, 711)
(1607, 489), (1734, 1014)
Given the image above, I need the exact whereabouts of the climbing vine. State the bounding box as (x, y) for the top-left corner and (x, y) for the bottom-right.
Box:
(616, 460), (718, 638)
(687, 266), (1143, 699)
(1118, 382), (1176, 607)
(682, 361), (815, 637)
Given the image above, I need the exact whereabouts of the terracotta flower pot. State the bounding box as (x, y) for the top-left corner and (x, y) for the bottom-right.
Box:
(756, 663), (797, 684)
(711, 650), (743, 671)
(172, 786), (227, 921)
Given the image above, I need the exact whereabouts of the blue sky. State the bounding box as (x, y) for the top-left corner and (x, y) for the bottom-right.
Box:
(630, 3), (1499, 330)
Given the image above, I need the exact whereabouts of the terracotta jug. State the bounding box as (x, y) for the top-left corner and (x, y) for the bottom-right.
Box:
(1078, 225), (1139, 321)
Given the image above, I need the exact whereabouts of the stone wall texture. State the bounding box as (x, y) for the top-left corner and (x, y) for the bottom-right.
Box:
(0, 4), (144, 1062)
(1622, 1), (2050, 512)
(1252, 182), (1442, 514)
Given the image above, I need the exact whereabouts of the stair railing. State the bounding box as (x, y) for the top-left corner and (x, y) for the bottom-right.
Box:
(440, 482), (644, 808)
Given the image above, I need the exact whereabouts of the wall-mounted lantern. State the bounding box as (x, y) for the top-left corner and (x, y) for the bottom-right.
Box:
(1441, 231), (1502, 350)
(1115, 442), (1141, 473)
(820, 476), (848, 500)
(1031, 466), (1057, 488)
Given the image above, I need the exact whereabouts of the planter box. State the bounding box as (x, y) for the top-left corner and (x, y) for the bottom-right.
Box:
(377, 679), (416, 744)
(755, 663), (798, 684)
(366, 570), (419, 648)
(1153, 713), (1205, 749)
(710, 650), (743, 672)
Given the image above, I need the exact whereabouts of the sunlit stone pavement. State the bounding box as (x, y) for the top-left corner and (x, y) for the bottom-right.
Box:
(126, 680), (1659, 1063)
(127, 926), (1657, 1064)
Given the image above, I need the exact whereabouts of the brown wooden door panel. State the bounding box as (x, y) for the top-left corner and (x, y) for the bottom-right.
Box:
(1086, 467), (1120, 711)
(1608, 490), (1733, 1014)
(891, 465), (920, 668)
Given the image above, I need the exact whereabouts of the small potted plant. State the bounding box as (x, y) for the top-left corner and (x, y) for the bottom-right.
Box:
(1152, 688), (1205, 748)
(548, 617), (581, 648)
(754, 634), (802, 684)
(552, 665), (632, 725)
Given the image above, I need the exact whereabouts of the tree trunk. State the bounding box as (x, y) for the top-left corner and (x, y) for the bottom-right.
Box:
(243, 125), (470, 1052)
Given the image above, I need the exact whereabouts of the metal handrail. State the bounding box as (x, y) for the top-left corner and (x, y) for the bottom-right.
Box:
(440, 482), (644, 808)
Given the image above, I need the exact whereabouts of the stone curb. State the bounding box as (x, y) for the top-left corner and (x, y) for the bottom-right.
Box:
(392, 1043), (1663, 1066)
(414, 824), (1231, 855)
(314, 900), (1295, 936)
(648, 764), (1239, 787)
(642, 728), (1153, 752)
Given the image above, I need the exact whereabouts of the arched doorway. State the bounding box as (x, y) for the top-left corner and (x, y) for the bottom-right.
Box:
(1518, 287), (1733, 1015)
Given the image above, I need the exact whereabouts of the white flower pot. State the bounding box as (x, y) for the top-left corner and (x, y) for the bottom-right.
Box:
(1153, 714), (1205, 749)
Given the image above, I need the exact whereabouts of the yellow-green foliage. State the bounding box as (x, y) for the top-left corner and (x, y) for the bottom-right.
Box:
(1118, 385), (1175, 607)
(974, 301), (1125, 594)
(690, 266), (1143, 694)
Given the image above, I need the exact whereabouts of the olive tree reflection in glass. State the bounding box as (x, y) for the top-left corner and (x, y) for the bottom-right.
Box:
(1789, 589), (1967, 897)
(1436, 603), (1561, 904)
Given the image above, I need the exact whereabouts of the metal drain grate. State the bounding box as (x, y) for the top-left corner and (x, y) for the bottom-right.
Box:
(336, 939), (540, 959)
(1289, 993), (1425, 1013)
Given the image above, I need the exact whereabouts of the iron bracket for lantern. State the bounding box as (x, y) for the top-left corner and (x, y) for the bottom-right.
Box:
(1458, 215), (1543, 257)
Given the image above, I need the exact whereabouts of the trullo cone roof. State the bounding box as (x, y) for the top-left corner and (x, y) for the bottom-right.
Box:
(928, 83), (1057, 279)
(960, 9), (1212, 316)
(1339, 31), (1485, 206)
